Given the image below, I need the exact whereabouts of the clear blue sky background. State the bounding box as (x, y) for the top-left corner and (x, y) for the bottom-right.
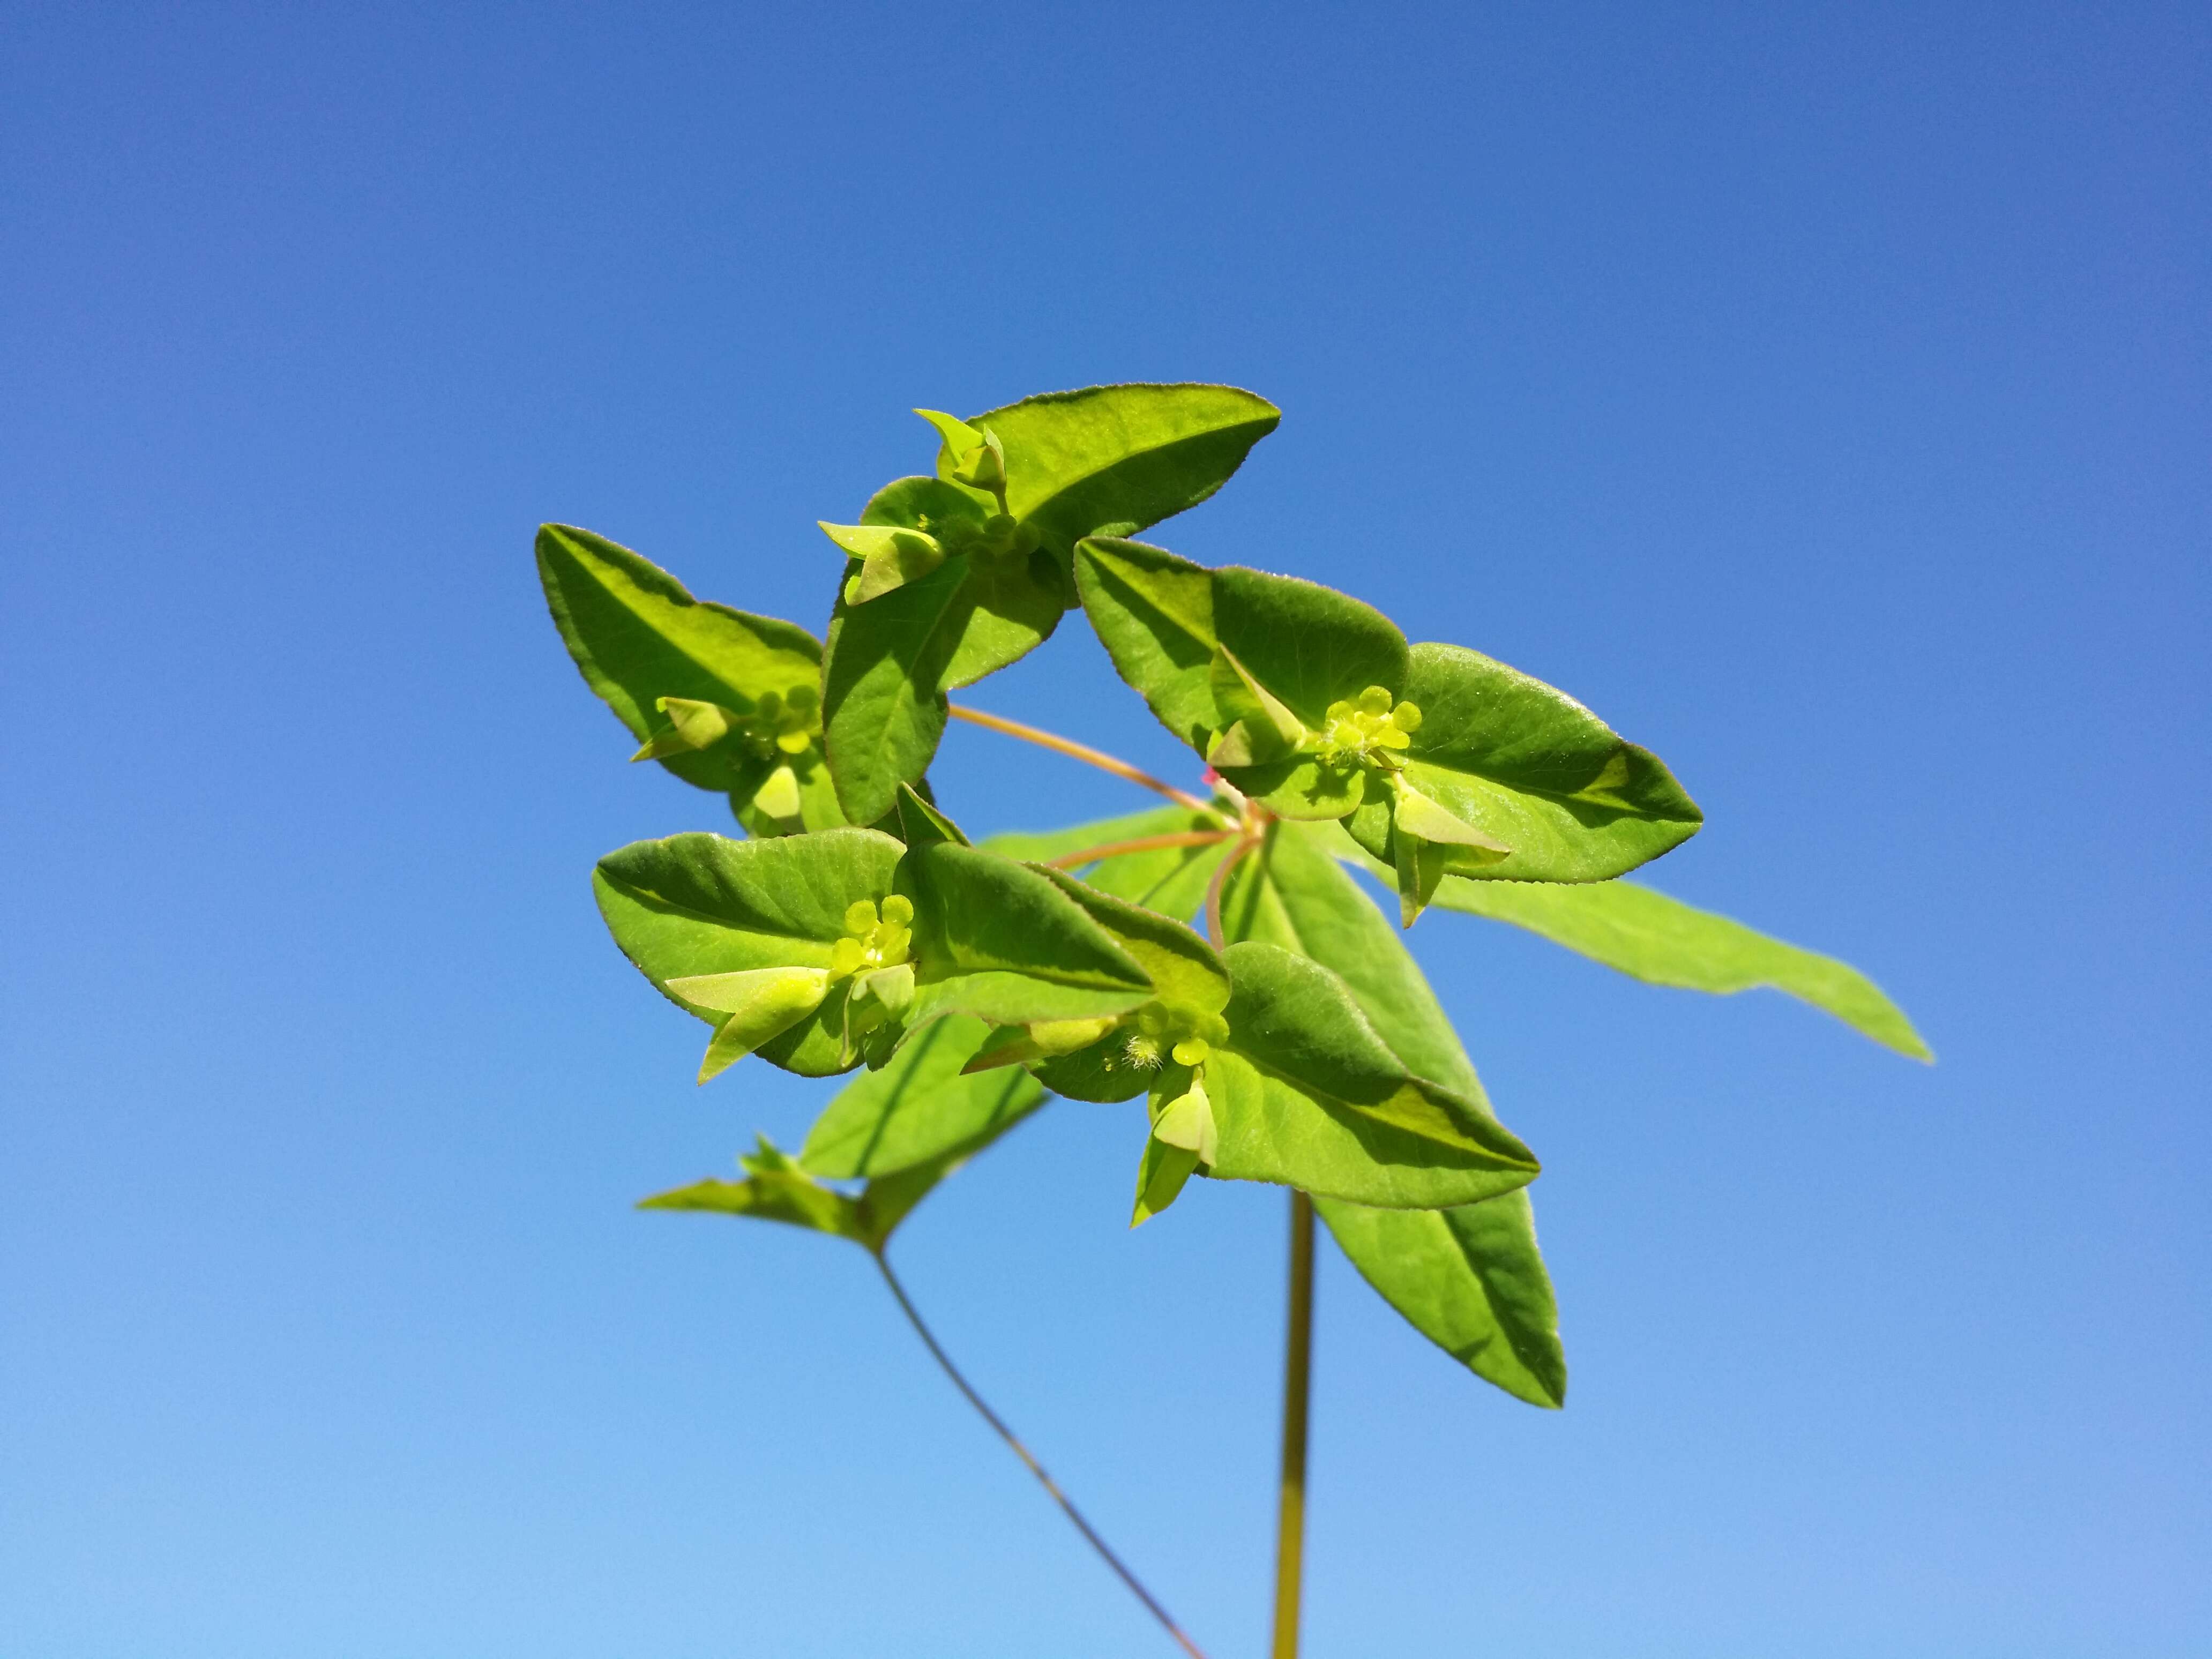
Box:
(4, 4), (2206, 1655)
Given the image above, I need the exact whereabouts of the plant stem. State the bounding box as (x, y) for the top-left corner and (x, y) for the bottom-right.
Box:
(1201, 834), (1258, 953)
(874, 1252), (1210, 1659)
(1049, 829), (1236, 869)
(1269, 1191), (1316, 1659)
(946, 703), (1223, 819)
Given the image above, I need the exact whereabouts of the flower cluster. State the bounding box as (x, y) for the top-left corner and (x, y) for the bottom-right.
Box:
(738, 686), (819, 759)
(1316, 685), (1422, 771)
(828, 895), (914, 981)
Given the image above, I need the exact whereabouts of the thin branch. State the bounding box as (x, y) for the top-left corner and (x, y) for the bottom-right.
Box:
(1202, 835), (1259, 952)
(1049, 830), (1236, 870)
(875, 1253), (1210, 1659)
(947, 704), (1223, 819)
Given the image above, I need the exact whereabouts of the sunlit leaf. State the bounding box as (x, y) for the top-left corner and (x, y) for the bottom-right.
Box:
(1416, 869), (1933, 1060)
(1214, 827), (1567, 1404)
(642, 1129), (1012, 1254)
(1204, 943), (1539, 1208)
(641, 1137), (868, 1244)
(820, 481), (1065, 825)
(1075, 538), (1406, 786)
(1340, 641), (1702, 894)
(536, 524), (843, 832)
(893, 781), (969, 848)
(594, 828), (905, 1077)
(948, 383), (1280, 562)
(1316, 1194), (1566, 1408)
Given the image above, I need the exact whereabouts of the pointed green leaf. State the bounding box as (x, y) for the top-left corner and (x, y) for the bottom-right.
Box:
(1219, 823), (1567, 1404)
(594, 828), (906, 1077)
(895, 842), (1154, 1030)
(1203, 1047), (1530, 1209)
(950, 384), (1280, 561)
(1203, 943), (1538, 1208)
(802, 1015), (1045, 1179)
(1026, 809), (1568, 1395)
(1317, 1193), (1566, 1408)
(665, 967), (833, 1081)
(893, 781), (969, 848)
(641, 1132), (996, 1253)
(1219, 942), (1536, 1168)
(1342, 642), (1701, 883)
(641, 1138), (869, 1244)
(1390, 819), (1448, 928)
(536, 524), (843, 828)
(1131, 1133), (1200, 1227)
(1076, 540), (1412, 818)
(1068, 538), (1222, 750)
(629, 695), (742, 761)
(1418, 872), (1932, 1060)
(819, 521), (950, 604)
(915, 407), (988, 458)
(1077, 538), (1408, 766)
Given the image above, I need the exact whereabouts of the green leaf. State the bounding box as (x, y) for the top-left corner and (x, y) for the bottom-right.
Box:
(1316, 1193), (1566, 1408)
(1132, 1133), (1201, 1227)
(1417, 872), (1933, 1060)
(895, 842), (1155, 1030)
(947, 384), (1280, 562)
(820, 480), (1065, 824)
(593, 828), (906, 1077)
(1204, 942), (1539, 1208)
(1075, 539), (1409, 791)
(1341, 641), (1702, 894)
(1220, 826), (1567, 1404)
(819, 521), (948, 605)
(641, 1137), (868, 1243)
(802, 1015), (1044, 1178)
(1077, 535), (1700, 903)
(535, 524), (843, 832)
(1202, 1048), (1526, 1209)
(667, 967), (834, 1082)
(1029, 815), (1567, 1396)
(642, 1133), (992, 1253)
(893, 781), (969, 848)
(1219, 825), (1464, 1086)
(1069, 538), (1222, 749)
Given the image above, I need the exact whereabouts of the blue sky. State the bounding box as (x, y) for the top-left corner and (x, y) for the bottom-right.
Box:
(3, 3), (2206, 1655)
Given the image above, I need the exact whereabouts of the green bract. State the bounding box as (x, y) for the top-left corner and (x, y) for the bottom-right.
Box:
(537, 524), (846, 836)
(540, 381), (1926, 1655)
(819, 385), (1280, 824)
(1074, 536), (1703, 922)
(593, 826), (1154, 1079)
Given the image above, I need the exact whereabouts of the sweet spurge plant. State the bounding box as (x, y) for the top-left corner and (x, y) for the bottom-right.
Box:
(537, 384), (1928, 1657)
